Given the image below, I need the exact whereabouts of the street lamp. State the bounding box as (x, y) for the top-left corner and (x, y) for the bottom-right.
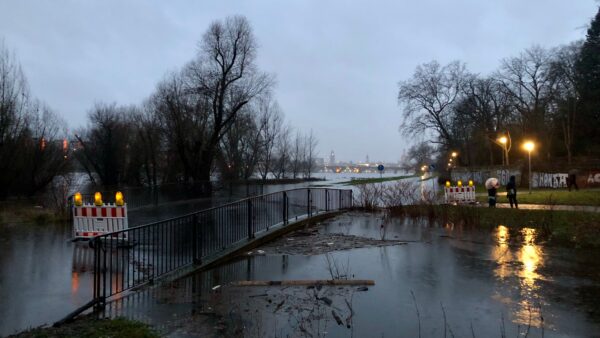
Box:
(451, 152), (458, 158)
(523, 141), (535, 194)
(494, 133), (511, 166)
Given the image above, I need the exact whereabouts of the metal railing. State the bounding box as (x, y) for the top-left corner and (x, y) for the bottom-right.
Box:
(89, 188), (352, 310)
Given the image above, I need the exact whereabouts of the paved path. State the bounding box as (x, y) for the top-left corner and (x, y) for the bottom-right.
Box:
(491, 203), (600, 213)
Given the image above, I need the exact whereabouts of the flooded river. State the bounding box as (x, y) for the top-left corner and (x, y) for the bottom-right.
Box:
(98, 211), (600, 337)
(4, 173), (592, 337)
(0, 174), (408, 336)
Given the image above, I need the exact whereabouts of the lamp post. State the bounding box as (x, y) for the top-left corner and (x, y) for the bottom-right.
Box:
(523, 141), (535, 194)
(449, 151), (458, 169)
(494, 133), (511, 166)
(499, 136), (507, 165)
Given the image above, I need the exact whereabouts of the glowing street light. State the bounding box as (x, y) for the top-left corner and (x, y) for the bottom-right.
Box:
(495, 133), (511, 165)
(523, 141), (535, 194)
(451, 152), (458, 158)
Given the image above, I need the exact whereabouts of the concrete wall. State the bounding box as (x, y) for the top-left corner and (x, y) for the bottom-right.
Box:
(452, 166), (600, 188)
(451, 166), (522, 186)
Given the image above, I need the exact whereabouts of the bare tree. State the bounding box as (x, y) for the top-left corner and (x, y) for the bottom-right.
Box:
(181, 15), (273, 184)
(134, 102), (162, 186)
(24, 102), (70, 195)
(398, 60), (468, 148)
(290, 130), (304, 179)
(272, 124), (291, 179)
(549, 42), (582, 164)
(218, 107), (262, 180)
(303, 129), (318, 178)
(74, 102), (133, 187)
(452, 76), (513, 165)
(497, 46), (555, 145)
(401, 141), (436, 173)
(0, 40), (31, 198)
(255, 95), (283, 180)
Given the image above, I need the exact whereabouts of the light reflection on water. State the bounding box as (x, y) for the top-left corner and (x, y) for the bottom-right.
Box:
(493, 225), (545, 327)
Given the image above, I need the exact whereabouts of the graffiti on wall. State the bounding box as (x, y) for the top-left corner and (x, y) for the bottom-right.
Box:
(451, 168), (520, 186)
(587, 172), (600, 186)
(453, 168), (600, 188)
(532, 172), (568, 188)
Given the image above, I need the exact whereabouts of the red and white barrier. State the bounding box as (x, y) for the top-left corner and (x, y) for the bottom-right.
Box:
(72, 204), (128, 239)
(444, 186), (476, 204)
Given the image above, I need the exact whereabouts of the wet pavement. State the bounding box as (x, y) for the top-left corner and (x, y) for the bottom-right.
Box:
(101, 211), (600, 337)
(494, 203), (600, 213)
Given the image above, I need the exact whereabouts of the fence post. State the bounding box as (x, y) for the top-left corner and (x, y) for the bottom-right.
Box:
(349, 190), (353, 208)
(192, 214), (201, 265)
(307, 189), (311, 217)
(247, 199), (254, 239)
(283, 191), (288, 224)
(92, 238), (100, 310)
(325, 189), (329, 212)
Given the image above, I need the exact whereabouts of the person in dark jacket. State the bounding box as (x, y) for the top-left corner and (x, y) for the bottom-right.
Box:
(506, 175), (518, 208)
(568, 169), (579, 191)
(488, 186), (497, 207)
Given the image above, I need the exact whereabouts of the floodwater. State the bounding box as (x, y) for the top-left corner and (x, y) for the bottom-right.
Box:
(0, 173), (408, 336)
(102, 212), (600, 337)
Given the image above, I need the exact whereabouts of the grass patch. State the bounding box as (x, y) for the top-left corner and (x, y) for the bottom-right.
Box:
(475, 188), (600, 206)
(400, 204), (600, 248)
(341, 175), (417, 185)
(9, 317), (159, 338)
(0, 201), (69, 225)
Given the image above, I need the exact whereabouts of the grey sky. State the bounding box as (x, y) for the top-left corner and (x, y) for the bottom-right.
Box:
(0, 1), (597, 163)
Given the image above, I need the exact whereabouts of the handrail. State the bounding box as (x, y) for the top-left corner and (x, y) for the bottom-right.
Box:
(83, 187), (352, 314)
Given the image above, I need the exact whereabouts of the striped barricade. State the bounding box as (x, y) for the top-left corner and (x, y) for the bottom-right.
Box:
(72, 204), (128, 239)
(444, 186), (476, 204)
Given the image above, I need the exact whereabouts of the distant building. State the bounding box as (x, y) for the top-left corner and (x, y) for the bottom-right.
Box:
(314, 157), (325, 166)
(329, 150), (336, 165)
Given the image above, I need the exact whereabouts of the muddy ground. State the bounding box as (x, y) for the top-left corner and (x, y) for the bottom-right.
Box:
(246, 219), (407, 256)
(162, 283), (369, 338)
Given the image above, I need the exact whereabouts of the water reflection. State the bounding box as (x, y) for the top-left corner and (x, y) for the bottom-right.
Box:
(493, 225), (545, 327)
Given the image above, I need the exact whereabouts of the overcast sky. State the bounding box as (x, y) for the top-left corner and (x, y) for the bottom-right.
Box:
(0, 1), (597, 163)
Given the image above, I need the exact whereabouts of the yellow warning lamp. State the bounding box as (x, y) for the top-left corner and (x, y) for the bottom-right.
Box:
(468, 180), (474, 187)
(94, 192), (103, 206)
(445, 181), (451, 187)
(457, 180), (463, 187)
(115, 191), (124, 206)
(74, 192), (83, 206)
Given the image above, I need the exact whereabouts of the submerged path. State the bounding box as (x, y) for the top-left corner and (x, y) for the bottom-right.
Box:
(493, 203), (600, 212)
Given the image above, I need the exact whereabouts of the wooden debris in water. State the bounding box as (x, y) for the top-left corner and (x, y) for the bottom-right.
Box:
(230, 279), (375, 286)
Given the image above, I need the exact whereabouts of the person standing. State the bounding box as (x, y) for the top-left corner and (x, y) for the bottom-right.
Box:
(506, 175), (518, 208)
(488, 186), (497, 207)
(568, 169), (579, 191)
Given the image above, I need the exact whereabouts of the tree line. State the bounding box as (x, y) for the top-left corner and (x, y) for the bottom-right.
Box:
(398, 7), (600, 169)
(0, 16), (319, 199)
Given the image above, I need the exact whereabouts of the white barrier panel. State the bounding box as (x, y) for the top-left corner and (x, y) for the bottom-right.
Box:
(72, 204), (128, 239)
(444, 186), (476, 204)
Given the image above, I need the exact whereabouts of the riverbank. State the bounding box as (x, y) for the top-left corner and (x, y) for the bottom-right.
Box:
(399, 204), (600, 248)
(0, 201), (68, 225)
(474, 187), (600, 206)
(9, 317), (158, 338)
(340, 174), (417, 185)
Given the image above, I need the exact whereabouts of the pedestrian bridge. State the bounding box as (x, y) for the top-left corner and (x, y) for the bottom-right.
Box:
(57, 187), (353, 325)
